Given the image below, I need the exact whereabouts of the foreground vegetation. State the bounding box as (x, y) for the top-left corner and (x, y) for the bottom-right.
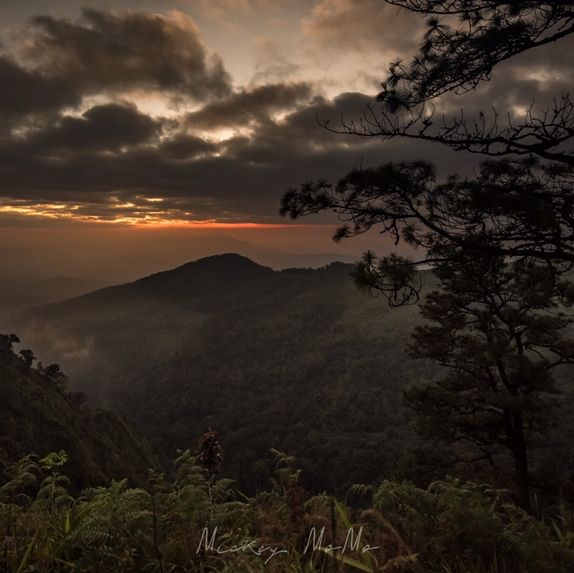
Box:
(2, 446), (574, 573)
(4, 300), (574, 572)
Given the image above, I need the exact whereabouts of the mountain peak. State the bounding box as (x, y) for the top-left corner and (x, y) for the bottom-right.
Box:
(166, 253), (273, 278)
(130, 253), (274, 295)
(181, 253), (271, 272)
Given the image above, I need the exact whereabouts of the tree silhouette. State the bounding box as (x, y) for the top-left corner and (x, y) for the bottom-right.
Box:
(19, 349), (35, 368)
(0, 334), (20, 354)
(405, 254), (574, 510)
(281, 0), (574, 300)
(341, 1), (574, 165)
(283, 158), (574, 304)
(280, 1), (574, 507)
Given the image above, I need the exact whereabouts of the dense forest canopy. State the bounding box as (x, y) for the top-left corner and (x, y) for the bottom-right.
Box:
(10, 255), (430, 493)
(0, 333), (153, 486)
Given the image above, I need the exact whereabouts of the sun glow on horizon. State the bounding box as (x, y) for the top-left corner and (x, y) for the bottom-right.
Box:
(0, 203), (323, 229)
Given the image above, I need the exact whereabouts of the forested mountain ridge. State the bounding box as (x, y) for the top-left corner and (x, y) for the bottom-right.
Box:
(10, 254), (433, 491)
(10, 254), (574, 495)
(0, 334), (154, 487)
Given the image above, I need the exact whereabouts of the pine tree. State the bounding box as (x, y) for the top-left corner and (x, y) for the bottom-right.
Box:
(281, 1), (574, 295)
(404, 254), (574, 510)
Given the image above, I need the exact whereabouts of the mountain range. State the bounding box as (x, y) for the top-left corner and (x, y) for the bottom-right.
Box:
(7, 254), (437, 491)
(7, 252), (574, 494)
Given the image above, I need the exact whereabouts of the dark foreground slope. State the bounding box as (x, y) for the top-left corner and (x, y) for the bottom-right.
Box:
(0, 335), (154, 487)
(13, 254), (434, 491)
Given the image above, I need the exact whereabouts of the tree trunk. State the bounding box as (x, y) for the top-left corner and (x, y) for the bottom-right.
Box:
(511, 413), (531, 513)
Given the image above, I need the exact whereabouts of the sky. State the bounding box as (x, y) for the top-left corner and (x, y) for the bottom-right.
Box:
(0, 0), (571, 282)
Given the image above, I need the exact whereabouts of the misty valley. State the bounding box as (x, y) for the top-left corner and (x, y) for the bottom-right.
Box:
(7, 254), (426, 491)
(3, 252), (574, 572)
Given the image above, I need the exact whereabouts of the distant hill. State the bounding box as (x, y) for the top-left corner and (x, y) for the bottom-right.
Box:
(0, 276), (111, 323)
(0, 335), (154, 487)
(11, 254), (437, 491)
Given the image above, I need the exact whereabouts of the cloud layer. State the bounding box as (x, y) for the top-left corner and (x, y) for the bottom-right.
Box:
(0, 2), (570, 227)
(30, 9), (231, 98)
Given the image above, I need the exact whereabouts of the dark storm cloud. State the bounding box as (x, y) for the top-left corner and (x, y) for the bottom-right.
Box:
(0, 90), (475, 222)
(220, 91), (479, 178)
(0, 92), (374, 218)
(0, 3), (570, 225)
(11, 8), (231, 114)
(272, 92), (374, 142)
(511, 34), (574, 78)
(221, 92), (376, 164)
(0, 56), (79, 116)
(23, 103), (162, 152)
(159, 134), (217, 160)
(429, 37), (574, 143)
(185, 82), (314, 129)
